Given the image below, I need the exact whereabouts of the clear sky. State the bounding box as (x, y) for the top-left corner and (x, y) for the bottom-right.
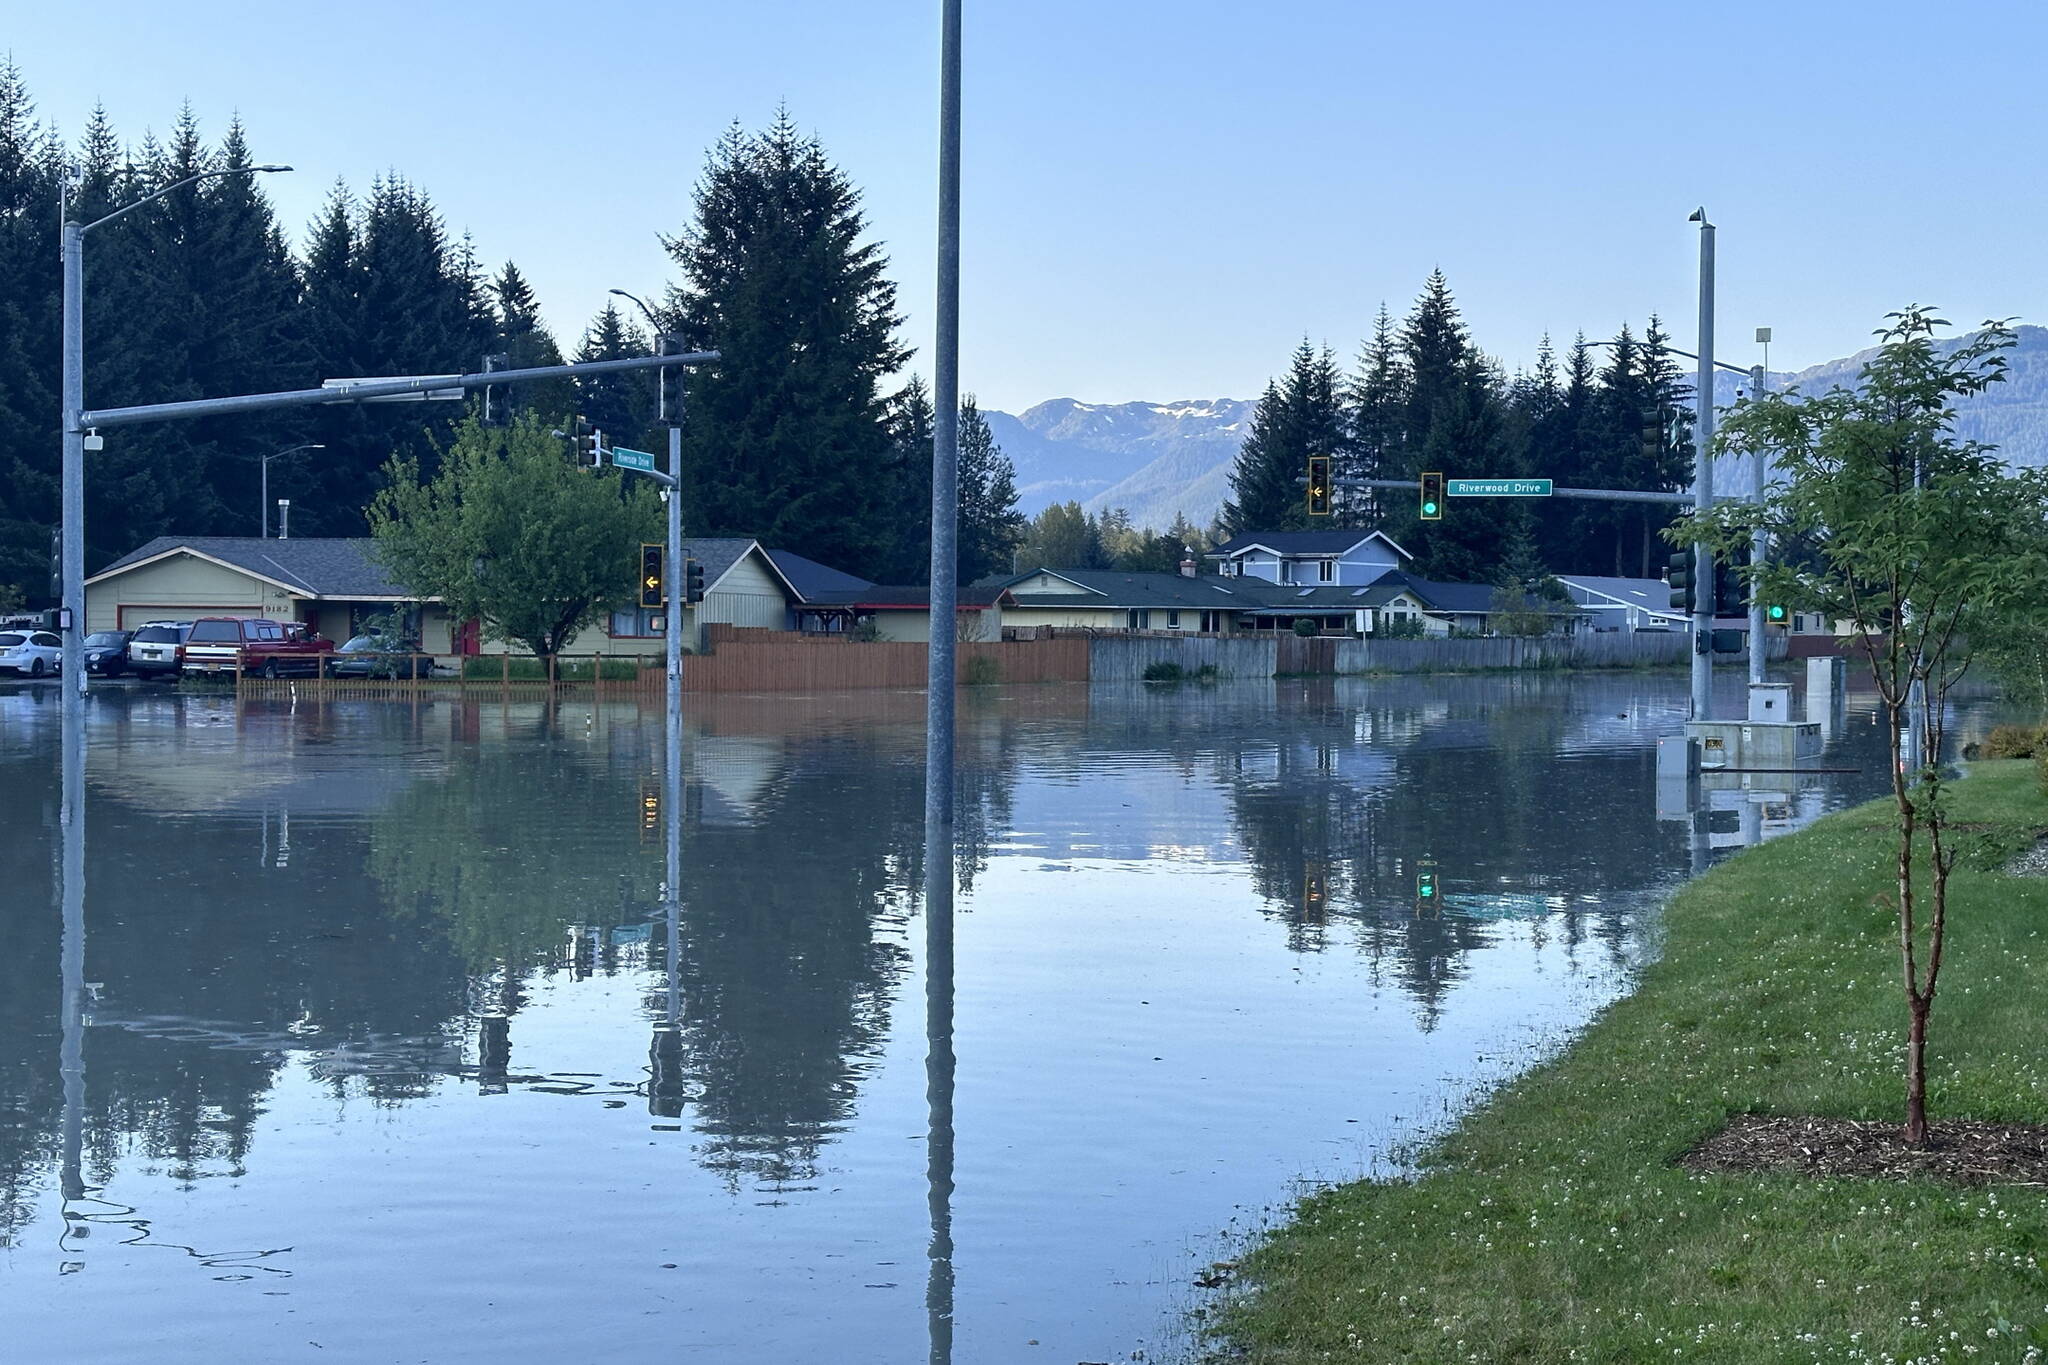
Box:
(10, 1), (2045, 412)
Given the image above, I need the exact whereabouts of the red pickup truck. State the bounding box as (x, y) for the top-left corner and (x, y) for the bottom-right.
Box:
(181, 617), (335, 679)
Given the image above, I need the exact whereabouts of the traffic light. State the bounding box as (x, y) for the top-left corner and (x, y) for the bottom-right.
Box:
(1305, 455), (1332, 517)
(482, 352), (510, 426)
(1414, 855), (1439, 906)
(683, 557), (706, 604)
(639, 544), (665, 610)
(1419, 471), (1444, 521)
(570, 418), (601, 465)
(49, 526), (62, 598)
(1667, 550), (1694, 613)
(1713, 558), (1742, 618)
(1766, 602), (1789, 626)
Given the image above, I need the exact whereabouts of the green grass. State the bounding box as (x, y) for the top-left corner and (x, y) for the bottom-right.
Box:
(1217, 762), (2048, 1363)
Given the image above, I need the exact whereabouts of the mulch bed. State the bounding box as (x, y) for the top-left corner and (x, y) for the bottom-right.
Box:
(1682, 1114), (2048, 1186)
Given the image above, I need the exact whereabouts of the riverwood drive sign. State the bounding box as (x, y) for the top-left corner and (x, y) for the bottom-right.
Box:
(1448, 478), (1553, 497)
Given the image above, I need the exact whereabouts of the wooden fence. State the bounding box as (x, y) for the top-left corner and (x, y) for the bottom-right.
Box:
(679, 635), (1088, 692)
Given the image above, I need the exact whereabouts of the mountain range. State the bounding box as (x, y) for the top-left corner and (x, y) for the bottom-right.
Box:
(990, 325), (2048, 532)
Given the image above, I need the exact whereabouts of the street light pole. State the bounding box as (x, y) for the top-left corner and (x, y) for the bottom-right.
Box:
(60, 162), (292, 700)
(1688, 208), (1716, 722)
(261, 443), (324, 537)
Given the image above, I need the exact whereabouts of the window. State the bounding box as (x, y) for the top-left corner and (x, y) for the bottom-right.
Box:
(609, 609), (666, 638)
(188, 620), (239, 643)
(1200, 611), (1220, 633)
(1278, 561), (1293, 584)
(1125, 609), (1150, 630)
(1319, 560), (1334, 583)
(1166, 610), (1181, 628)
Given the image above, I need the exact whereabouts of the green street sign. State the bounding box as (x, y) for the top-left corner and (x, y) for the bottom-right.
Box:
(1448, 478), (1552, 497)
(610, 447), (658, 473)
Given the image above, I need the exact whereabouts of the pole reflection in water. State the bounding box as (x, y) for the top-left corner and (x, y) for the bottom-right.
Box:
(58, 696), (87, 1259)
(924, 812), (956, 1365)
(650, 692), (687, 1119)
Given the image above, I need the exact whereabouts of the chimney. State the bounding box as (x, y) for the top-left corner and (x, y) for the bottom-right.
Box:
(277, 499), (290, 540)
(1179, 557), (1197, 578)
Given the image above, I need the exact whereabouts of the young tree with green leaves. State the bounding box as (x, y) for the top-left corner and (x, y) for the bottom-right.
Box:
(369, 416), (659, 659)
(1686, 309), (2048, 1145)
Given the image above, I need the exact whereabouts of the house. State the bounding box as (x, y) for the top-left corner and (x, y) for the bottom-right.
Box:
(1205, 529), (1412, 586)
(87, 535), (801, 655)
(802, 583), (1015, 642)
(1554, 575), (1688, 631)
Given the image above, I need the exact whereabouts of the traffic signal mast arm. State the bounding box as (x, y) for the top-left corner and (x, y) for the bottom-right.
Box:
(1329, 475), (1692, 506)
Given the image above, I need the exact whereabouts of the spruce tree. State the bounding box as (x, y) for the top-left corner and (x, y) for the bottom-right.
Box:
(0, 60), (61, 599)
(882, 375), (935, 581)
(1346, 304), (1406, 527)
(663, 112), (909, 576)
(573, 302), (656, 451)
(1223, 341), (1345, 535)
(957, 396), (1024, 584)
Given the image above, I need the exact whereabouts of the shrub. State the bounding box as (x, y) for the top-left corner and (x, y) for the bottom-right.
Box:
(1141, 660), (1185, 682)
(1979, 723), (2048, 759)
(1193, 663), (1220, 682)
(963, 655), (1001, 685)
(1291, 618), (1318, 638)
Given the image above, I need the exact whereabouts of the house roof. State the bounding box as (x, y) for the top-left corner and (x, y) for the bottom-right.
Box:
(805, 583), (1010, 611)
(1556, 575), (1685, 618)
(1207, 529), (1413, 561)
(765, 548), (873, 602)
(91, 534), (791, 604)
(1396, 575), (1500, 614)
(91, 537), (408, 598)
(1004, 568), (1271, 611)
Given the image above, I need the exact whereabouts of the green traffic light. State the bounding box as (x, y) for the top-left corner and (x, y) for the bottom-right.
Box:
(1422, 501), (1439, 516)
(1767, 604), (1787, 622)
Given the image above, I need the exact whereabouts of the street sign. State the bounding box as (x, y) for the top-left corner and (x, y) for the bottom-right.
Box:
(320, 376), (463, 403)
(1448, 478), (1552, 497)
(611, 447), (658, 473)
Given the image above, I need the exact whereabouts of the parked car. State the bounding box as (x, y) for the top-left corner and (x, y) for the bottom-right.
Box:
(82, 629), (135, 676)
(181, 617), (334, 680)
(126, 621), (192, 680)
(0, 628), (64, 678)
(326, 633), (431, 679)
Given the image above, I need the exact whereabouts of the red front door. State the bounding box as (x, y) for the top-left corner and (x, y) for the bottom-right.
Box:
(455, 618), (481, 656)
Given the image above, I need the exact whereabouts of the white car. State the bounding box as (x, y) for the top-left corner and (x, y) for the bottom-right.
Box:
(0, 629), (63, 678)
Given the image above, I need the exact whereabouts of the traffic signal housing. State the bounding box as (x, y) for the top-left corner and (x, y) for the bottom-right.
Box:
(1305, 456), (1332, 517)
(683, 557), (706, 605)
(1766, 602), (1789, 626)
(571, 418), (601, 465)
(1414, 855), (1439, 907)
(1667, 550), (1694, 614)
(639, 544), (665, 610)
(1713, 558), (1743, 618)
(1419, 471), (1444, 521)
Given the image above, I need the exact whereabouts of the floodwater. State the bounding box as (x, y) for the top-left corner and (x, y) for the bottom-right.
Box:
(0, 671), (1980, 1363)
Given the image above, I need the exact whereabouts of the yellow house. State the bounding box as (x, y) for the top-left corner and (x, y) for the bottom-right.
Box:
(86, 536), (799, 656)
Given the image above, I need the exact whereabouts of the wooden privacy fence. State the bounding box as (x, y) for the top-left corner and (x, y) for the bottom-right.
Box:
(679, 636), (1088, 692)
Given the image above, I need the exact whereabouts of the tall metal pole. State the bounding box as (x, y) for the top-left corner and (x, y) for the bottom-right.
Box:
(62, 215), (85, 700)
(59, 688), (87, 1207)
(1690, 212), (1716, 721)
(925, 0), (961, 839)
(1747, 362), (1768, 687)
(261, 453), (270, 538)
(924, 8), (962, 1360)
(662, 344), (684, 1031)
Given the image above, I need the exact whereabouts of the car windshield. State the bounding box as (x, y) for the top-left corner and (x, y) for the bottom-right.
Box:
(85, 633), (125, 646)
(132, 627), (177, 643)
(0, 633), (24, 647)
(188, 621), (239, 643)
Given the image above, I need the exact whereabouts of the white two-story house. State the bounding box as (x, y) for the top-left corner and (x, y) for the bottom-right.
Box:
(1205, 530), (1413, 587)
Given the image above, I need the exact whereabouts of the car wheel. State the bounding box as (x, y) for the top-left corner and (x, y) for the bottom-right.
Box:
(29, 658), (45, 678)
(260, 660), (279, 680)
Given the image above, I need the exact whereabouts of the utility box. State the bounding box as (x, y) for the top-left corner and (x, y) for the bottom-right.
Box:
(1656, 735), (1699, 781)
(1748, 682), (1793, 723)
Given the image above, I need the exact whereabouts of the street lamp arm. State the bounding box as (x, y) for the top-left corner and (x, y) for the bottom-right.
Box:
(1586, 337), (1760, 379)
(80, 164), (292, 234)
(607, 287), (664, 335)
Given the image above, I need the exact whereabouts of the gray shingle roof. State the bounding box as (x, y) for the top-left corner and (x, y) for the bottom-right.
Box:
(1208, 529), (1410, 559)
(1006, 568), (1270, 611)
(94, 535), (775, 603)
(1556, 575), (1682, 612)
(765, 548), (873, 602)
(94, 537), (407, 597)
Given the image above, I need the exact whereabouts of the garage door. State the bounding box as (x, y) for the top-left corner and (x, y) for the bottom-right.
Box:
(118, 605), (262, 629)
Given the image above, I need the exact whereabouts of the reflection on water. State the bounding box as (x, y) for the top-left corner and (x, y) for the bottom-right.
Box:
(0, 672), (1992, 1362)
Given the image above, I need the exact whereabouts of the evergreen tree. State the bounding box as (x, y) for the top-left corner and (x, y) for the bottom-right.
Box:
(663, 112), (909, 577)
(957, 396), (1024, 585)
(1223, 341), (1345, 535)
(492, 260), (573, 426)
(883, 375), (935, 581)
(1345, 304), (1406, 527)
(1017, 501), (1103, 570)
(0, 59), (61, 600)
(572, 302), (655, 451)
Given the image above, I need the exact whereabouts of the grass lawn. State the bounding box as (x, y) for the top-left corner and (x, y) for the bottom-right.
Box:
(1216, 761), (2048, 1363)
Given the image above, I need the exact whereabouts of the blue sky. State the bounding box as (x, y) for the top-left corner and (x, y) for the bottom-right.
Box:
(11, 1), (2045, 411)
